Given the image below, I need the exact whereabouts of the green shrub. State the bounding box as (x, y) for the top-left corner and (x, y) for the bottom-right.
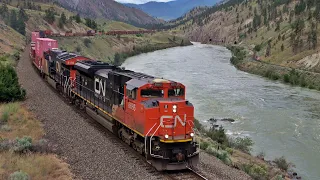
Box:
(241, 164), (268, 180)
(9, 170), (30, 180)
(206, 146), (232, 165)
(13, 51), (20, 61)
(274, 156), (290, 171)
(228, 137), (253, 154)
(13, 136), (32, 153)
(225, 147), (234, 155)
(283, 74), (290, 83)
(75, 46), (81, 52)
(200, 141), (210, 150)
(194, 118), (203, 131)
(206, 126), (229, 145)
(257, 151), (265, 159)
(4, 102), (19, 114)
(1, 111), (9, 123)
(228, 46), (246, 65)
(308, 84), (315, 89)
(0, 64), (26, 102)
(83, 38), (92, 48)
(271, 73), (280, 80)
(275, 175), (284, 180)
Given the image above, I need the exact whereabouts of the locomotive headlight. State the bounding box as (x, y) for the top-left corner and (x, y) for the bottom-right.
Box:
(172, 105), (177, 113)
(190, 133), (194, 137)
(164, 134), (169, 139)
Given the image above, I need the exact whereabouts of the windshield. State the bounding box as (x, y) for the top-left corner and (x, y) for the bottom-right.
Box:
(168, 88), (184, 97)
(141, 89), (164, 97)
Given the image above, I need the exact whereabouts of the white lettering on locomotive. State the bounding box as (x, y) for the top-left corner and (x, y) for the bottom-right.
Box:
(128, 102), (136, 111)
(160, 114), (186, 128)
(94, 78), (106, 97)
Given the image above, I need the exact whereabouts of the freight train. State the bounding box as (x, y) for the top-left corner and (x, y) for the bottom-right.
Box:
(35, 29), (156, 38)
(29, 32), (199, 171)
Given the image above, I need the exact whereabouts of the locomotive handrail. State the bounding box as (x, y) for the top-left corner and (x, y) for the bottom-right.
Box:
(149, 124), (163, 158)
(187, 120), (201, 154)
(145, 123), (157, 161)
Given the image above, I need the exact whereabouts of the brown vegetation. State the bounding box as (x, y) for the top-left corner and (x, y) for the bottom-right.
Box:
(0, 103), (73, 180)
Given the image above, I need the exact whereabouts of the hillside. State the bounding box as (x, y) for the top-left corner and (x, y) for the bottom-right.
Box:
(54, 0), (161, 26)
(0, 1), (188, 66)
(168, 0), (320, 89)
(124, 0), (219, 20)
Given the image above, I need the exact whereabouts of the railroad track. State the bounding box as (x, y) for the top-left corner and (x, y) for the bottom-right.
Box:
(166, 167), (208, 180)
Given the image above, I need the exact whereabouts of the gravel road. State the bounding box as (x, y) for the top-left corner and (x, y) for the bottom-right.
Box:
(16, 46), (251, 180)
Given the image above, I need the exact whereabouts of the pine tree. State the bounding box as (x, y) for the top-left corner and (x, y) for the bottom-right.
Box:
(58, 12), (67, 28)
(61, 12), (66, 24)
(114, 53), (121, 66)
(18, 8), (28, 22)
(16, 18), (25, 35)
(44, 8), (55, 24)
(9, 10), (17, 30)
(75, 13), (81, 23)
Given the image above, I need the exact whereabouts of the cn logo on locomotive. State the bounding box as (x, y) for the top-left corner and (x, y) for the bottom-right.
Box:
(94, 78), (106, 97)
(160, 114), (186, 128)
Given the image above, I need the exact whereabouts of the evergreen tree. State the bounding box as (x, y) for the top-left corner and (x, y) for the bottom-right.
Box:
(18, 8), (28, 22)
(75, 13), (81, 23)
(275, 21), (280, 31)
(58, 12), (66, 28)
(9, 10), (17, 30)
(114, 53), (121, 66)
(315, 2), (320, 22)
(44, 7), (55, 24)
(0, 64), (26, 102)
(0, 3), (8, 17)
(295, 0), (306, 15)
(61, 12), (66, 24)
(16, 18), (25, 35)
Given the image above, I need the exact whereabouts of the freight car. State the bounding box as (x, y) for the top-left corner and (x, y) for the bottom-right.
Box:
(30, 32), (199, 171)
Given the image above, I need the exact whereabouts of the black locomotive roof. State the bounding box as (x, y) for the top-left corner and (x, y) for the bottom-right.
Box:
(74, 60), (116, 77)
(95, 69), (113, 79)
(113, 70), (154, 80)
(57, 52), (77, 61)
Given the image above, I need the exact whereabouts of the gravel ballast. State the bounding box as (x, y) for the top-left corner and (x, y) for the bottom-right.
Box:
(17, 46), (251, 180)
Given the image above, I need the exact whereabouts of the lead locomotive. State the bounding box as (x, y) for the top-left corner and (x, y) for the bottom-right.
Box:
(30, 31), (199, 170)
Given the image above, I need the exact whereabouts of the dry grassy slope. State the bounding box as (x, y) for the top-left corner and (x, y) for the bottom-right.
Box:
(57, 32), (189, 63)
(0, 103), (73, 180)
(0, 2), (90, 61)
(0, 2), (147, 59)
(176, 0), (320, 73)
(0, 19), (25, 56)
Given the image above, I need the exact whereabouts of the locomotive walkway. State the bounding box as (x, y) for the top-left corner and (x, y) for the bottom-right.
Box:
(16, 45), (251, 180)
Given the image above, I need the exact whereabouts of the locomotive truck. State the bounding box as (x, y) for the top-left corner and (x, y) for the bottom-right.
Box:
(29, 31), (199, 171)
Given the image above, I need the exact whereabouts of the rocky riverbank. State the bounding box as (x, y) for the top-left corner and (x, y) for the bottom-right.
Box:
(228, 46), (320, 91)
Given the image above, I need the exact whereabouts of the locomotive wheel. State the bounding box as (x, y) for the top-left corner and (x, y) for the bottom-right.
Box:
(79, 101), (85, 110)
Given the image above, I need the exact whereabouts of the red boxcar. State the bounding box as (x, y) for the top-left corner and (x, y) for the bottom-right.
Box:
(31, 32), (40, 43)
(34, 38), (58, 71)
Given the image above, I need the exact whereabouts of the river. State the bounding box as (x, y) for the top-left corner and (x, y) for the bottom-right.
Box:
(122, 43), (320, 180)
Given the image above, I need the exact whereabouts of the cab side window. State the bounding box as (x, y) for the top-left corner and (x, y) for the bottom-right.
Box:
(127, 89), (137, 100)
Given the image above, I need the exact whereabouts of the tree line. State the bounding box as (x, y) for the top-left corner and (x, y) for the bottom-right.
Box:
(0, 3), (27, 35)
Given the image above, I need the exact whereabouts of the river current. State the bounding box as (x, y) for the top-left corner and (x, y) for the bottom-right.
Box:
(122, 43), (320, 179)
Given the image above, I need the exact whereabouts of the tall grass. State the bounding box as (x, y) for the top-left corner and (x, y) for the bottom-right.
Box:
(1, 103), (19, 123)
